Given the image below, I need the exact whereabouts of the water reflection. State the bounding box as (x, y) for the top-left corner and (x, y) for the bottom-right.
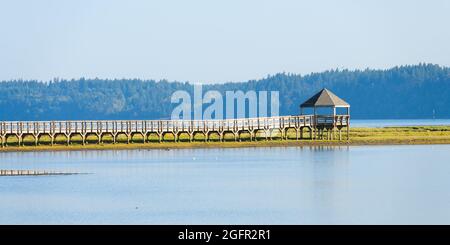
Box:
(0, 145), (449, 224)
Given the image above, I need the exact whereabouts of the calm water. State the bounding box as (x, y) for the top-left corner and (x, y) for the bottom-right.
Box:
(1, 145), (450, 224)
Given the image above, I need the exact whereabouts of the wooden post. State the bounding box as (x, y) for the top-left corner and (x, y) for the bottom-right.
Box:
(347, 115), (350, 141)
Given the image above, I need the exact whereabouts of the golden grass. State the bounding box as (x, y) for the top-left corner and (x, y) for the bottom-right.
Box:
(349, 126), (450, 144)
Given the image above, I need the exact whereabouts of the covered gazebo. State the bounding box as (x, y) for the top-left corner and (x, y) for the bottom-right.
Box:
(300, 88), (350, 140)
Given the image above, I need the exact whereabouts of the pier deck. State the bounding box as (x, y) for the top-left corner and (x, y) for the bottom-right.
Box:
(0, 115), (349, 147)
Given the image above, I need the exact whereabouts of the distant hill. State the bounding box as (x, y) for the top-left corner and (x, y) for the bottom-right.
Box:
(1, 63), (449, 120)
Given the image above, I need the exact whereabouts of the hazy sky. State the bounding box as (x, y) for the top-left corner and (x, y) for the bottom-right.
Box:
(0, 0), (449, 83)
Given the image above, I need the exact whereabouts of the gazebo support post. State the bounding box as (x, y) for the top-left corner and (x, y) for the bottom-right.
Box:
(347, 124), (350, 141)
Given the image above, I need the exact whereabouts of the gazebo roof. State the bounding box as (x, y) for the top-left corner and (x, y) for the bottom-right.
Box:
(300, 88), (350, 108)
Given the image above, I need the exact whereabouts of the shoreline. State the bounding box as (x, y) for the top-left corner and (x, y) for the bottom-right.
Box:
(1, 126), (450, 152)
(1, 139), (450, 153)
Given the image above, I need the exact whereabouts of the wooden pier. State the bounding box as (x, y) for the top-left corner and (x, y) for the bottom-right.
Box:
(0, 89), (351, 147)
(0, 115), (350, 147)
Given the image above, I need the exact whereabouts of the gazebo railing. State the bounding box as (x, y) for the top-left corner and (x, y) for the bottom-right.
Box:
(314, 115), (350, 126)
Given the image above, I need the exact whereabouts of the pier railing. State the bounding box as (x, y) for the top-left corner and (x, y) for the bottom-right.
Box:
(0, 115), (332, 134)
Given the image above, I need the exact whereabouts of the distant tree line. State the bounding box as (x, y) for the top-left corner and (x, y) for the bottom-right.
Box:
(0, 63), (449, 120)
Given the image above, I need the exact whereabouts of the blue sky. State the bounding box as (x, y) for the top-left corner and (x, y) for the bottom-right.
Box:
(0, 0), (449, 83)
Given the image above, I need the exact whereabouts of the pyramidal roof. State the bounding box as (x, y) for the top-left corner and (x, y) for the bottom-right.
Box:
(300, 88), (350, 107)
